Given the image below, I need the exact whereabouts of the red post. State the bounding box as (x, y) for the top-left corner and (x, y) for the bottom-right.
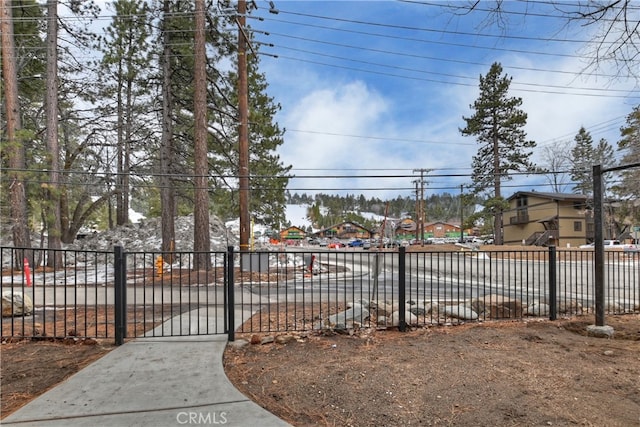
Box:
(23, 258), (32, 287)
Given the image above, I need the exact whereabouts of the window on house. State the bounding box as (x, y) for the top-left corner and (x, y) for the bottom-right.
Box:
(574, 221), (582, 232)
(517, 196), (528, 207)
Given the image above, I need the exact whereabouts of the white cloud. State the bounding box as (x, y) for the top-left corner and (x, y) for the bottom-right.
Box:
(260, 2), (639, 200)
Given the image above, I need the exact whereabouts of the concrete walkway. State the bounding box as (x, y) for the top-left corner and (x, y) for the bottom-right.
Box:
(2, 314), (291, 426)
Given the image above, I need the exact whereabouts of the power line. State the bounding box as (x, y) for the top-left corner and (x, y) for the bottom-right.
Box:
(259, 41), (635, 95)
(270, 8), (609, 44)
(250, 15), (613, 63)
(259, 53), (640, 99)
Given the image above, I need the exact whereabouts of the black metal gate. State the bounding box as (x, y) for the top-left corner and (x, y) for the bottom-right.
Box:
(114, 246), (233, 344)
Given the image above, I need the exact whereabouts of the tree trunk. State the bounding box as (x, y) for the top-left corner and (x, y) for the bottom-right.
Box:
(492, 131), (503, 245)
(45, 0), (62, 266)
(193, 0), (211, 270)
(159, 0), (175, 258)
(1, 0), (33, 268)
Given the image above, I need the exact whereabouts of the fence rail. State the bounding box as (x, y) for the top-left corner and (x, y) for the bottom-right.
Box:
(2, 246), (638, 343)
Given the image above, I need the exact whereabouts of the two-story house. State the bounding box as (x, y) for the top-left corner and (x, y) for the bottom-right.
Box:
(503, 191), (591, 247)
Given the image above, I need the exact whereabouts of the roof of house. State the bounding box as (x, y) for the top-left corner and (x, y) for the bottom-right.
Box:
(318, 221), (374, 234)
(507, 191), (589, 202)
(281, 226), (306, 233)
(424, 221), (461, 227)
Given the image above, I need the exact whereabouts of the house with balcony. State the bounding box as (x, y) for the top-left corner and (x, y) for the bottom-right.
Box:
(279, 226), (307, 241)
(503, 191), (592, 247)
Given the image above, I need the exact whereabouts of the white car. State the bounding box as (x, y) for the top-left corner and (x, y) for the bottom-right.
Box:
(579, 240), (635, 249)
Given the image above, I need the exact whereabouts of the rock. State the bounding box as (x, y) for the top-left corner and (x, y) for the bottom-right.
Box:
(409, 307), (426, 316)
(442, 305), (478, 320)
(260, 335), (275, 345)
(425, 303), (439, 316)
(369, 301), (392, 317)
(324, 304), (370, 330)
(471, 294), (522, 319)
(2, 291), (34, 317)
(351, 300), (370, 310)
(228, 339), (250, 349)
(275, 335), (295, 344)
(387, 310), (418, 327)
(558, 300), (582, 315)
(603, 350), (614, 356)
(524, 303), (550, 317)
(250, 334), (261, 345)
(586, 325), (614, 338)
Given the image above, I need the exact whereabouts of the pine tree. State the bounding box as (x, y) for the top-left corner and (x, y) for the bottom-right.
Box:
(570, 127), (596, 195)
(460, 62), (536, 245)
(98, 0), (153, 226)
(613, 106), (640, 224)
(193, 0), (210, 268)
(1, 0), (34, 262)
(570, 128), (615, 196)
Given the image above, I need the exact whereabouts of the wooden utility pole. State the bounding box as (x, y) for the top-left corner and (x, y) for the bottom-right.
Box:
(413, 179), (421, 242)
(238, 0), (250, 251)
(413, 169), (429, 245)
(1, 0), (32, 264)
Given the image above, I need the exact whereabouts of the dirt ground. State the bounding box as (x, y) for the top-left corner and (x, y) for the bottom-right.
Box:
(224, 315), (640, 427)
(1, 316), (639, 425)
(1, 339), (113, 418)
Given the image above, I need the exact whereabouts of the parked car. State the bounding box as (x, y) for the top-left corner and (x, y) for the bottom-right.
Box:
(307, 238), (320, 245)
(348, 239), (364, 247)
(328, 241), (345, 249)
(362, 240), (372, 250)
(579, 240), (634, 249)
(318, 238), (328, 247)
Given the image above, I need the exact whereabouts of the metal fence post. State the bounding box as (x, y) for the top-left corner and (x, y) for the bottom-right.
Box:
(398, 246), (406, 332)
(593, 164), (605, 327)
(227, 246), (235, 342)
(114, 246), (126, 345)
(548, 246), (557, 321)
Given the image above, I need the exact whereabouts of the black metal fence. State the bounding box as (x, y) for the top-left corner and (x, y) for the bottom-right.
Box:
(233, 246), (639, 333)
(2, 246), (638, 344)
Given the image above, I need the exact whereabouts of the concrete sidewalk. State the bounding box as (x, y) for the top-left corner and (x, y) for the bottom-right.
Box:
(2, 324), (291, 426)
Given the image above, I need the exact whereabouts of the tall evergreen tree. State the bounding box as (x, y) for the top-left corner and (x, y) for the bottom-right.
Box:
(460, 62), (536, 245)
(613, 105), (640, 224)
(1, 0), (34, 262)
(570, 127), (596, 195)
(193, 0), (210, 268)
(44, 0), (63, 266)
(570, 127), (615, 196)
(99, 0), (153, 226)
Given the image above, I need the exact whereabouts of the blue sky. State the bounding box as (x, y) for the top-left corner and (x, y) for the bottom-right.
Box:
(247, 1), (640, 200)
